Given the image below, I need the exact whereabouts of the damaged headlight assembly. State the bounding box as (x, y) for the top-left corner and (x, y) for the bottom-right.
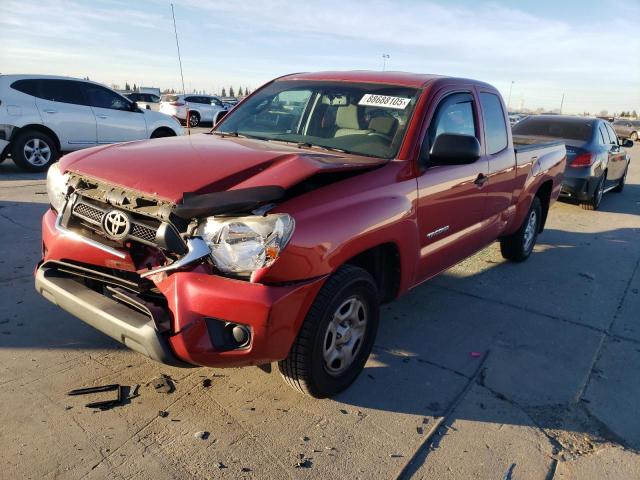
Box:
(196, 214), (295, 276)
(46, 162), (70, 213)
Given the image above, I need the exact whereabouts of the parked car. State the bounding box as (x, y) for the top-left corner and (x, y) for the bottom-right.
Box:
(513, 115), (632, 210)
(0, 75), (183, 172)
(613, 118), (639, 142)
(125, 92), (161, 111)
(221, 97), (239, 109)
(35, 71), (565, 397)
(159, 94), (227, 127)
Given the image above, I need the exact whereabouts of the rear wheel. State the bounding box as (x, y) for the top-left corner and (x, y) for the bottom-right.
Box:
(188, 111), (200, 128)
(11, 130), (59, 172)
(278, 265), (379, 398)
(580, 174), (605, 210)
(613, 166), (628, 193)
(500, 196), (541, 262)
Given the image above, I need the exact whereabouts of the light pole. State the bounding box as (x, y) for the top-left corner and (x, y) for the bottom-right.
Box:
(382, 54), (390, 71)
(507, 80), (514, 112)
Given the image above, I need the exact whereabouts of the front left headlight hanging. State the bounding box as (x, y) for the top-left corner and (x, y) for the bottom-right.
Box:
(196, 214), (295, 276)
(46, 163), (69, 213)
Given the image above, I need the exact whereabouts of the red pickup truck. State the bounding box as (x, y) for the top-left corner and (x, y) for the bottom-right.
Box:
(36, 71), (566, 397)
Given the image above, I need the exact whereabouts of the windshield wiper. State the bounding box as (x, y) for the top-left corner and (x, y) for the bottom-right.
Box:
(297, 142), (350, 154)
(212, 131), (266, 140)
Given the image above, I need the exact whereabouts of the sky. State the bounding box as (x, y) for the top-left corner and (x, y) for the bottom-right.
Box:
(1, 0), (639, 114)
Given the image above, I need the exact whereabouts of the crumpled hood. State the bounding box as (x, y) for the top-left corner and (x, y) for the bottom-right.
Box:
(59, 134), (386, 203)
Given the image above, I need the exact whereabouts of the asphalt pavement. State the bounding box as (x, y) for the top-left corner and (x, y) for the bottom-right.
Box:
(1, 140), (639, 479)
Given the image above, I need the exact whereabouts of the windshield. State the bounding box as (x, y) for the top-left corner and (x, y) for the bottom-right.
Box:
(215, 80), (420, 159)
(512, 117), (594, 141)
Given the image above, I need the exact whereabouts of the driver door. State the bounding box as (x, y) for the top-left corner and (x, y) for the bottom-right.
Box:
(416, 91), (490, 281)
(81, 83), (147, 143)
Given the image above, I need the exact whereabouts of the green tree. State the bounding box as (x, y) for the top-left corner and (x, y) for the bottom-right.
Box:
(124, 82), (131, 91)
(132, 83), (137, 92)
(238, 87), (243, 96)
(229, 86), (235, 97)
(245, 87), (250, 95)
(633, 110), (638, 119)
(221, 87), (227, 97)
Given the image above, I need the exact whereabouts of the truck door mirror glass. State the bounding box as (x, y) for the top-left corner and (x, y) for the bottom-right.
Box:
(428, 133), (481, 166)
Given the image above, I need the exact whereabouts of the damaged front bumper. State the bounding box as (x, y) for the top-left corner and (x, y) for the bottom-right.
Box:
(36, 208), (326, 368)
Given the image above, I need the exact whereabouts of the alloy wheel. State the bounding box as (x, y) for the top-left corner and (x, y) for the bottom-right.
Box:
(522, 209), (538, 252)
(23, 138), (52, 166)
(322, 296), (368, 376)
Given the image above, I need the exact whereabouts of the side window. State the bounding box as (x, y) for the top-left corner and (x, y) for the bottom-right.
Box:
(184, 96), (195, 103)
(83, 84), (131, 111)
(38, 80), (86, 105)
(11, 79), (41, 97)
(428, 92), (476, 147)
(211, 98), (223, 106)
(598, 124), (608, 145)
(480, 92), (508, 154)
(605, 124), (618, 145)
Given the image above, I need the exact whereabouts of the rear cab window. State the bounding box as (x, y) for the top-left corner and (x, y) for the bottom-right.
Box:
(479, 92), (508, 154)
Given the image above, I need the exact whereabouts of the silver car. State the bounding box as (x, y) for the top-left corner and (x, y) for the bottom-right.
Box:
(159, 94), (227, 127)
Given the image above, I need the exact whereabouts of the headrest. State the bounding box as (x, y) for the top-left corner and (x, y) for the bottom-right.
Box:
(335, 105), (360, 130)
(368, 117), (397, 135)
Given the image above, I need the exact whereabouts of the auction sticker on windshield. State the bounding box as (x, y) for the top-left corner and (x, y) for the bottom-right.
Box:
(359, 94), (410, 109)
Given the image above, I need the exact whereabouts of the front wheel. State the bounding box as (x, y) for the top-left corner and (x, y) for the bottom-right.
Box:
(187, 111), (200, 128)
(500, 196), (542, 262)
(278, 265), (379, 398)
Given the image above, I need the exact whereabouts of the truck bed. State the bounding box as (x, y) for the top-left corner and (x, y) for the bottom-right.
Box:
(513, 134), (566, 167)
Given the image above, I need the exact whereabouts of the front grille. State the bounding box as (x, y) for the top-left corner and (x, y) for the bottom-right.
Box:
(71, 197), (161, 247)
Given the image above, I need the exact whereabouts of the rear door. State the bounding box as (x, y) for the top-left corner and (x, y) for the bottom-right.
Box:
(33, 79), (97, 150)
(81, 83), (147, 143)
(604, 122), (627, 182)
(416, 90), (490, 281)
(478, 90), (515, 235)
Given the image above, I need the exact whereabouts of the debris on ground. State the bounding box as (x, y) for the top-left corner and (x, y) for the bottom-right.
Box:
(67, 384), (124, 410)
(300, 436), (310, 442)
(241, 467), (252, 472)
(503, 463), (516, 480)
(295, 458), (313, 468)
(158, 410), (169, 418)
(128, 384), (140, 399)
(390, 453), (404, 458)
(149, 374), (175, 394)
(194, 431), (209, 440)
(417, 427), (424, 434)
(339, 409), (348, 414)
(202, 378), (212, 388)
(215, 462), (227, 469)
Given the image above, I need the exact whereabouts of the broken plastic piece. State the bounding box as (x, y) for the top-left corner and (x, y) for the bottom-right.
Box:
(67, 384), (123, 410)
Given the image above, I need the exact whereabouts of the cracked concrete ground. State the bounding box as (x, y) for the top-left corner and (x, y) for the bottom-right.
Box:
(1, 138), (639, 479)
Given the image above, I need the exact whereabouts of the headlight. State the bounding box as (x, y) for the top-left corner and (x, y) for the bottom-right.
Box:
(46, 163), (69, 213)
(196, 214), (295, 276)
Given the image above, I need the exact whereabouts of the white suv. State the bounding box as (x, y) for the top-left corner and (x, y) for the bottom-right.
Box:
(159, 94), (228, 128)
(0, 75), (183, 172)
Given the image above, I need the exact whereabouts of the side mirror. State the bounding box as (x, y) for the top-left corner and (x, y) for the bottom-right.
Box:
(427, 133), (481, 166)
(622, 138), (634, 148)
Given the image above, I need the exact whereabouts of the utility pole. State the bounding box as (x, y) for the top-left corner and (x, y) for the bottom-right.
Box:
(382, 54), (390, 71)
(171, 4), (186, 95)
(560, 93), (565, 114)
(507, 80), (514, 111)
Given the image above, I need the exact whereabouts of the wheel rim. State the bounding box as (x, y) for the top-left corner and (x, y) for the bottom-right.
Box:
(189, 114), (199, 127)
(322, 296), (368, 376)
(523, 209), (538, 252)
(23, 138), (51, 166)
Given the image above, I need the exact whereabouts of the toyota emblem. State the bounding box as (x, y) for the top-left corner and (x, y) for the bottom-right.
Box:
(103, 210), (131, 240)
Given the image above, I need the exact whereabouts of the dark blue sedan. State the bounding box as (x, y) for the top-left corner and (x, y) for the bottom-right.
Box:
(513, 115), (632, 210)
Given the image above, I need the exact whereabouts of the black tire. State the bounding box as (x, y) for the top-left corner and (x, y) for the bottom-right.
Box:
(278, 265), (379, 398)
(500, 196), (542, 262)
(188, 111), (200, 128)
(11, 130), (59, 172)
(613, 165), (628, 193)
(580, 174), (605, 210)
(150, 128), (176, 139)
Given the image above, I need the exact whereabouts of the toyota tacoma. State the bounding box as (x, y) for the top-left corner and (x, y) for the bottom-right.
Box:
(35, 71), (566, 397)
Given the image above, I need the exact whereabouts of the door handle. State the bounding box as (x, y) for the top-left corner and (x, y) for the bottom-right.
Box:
(43, 109), (57, 114)
(96, 115), (108, 119)
(474, 173), (488, 187)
